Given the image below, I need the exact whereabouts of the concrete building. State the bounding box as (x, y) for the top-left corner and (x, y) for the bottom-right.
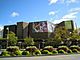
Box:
(56, 20), (74, 32)
(3, 25), (17, 38)
(28, 21), (55, 39)
(17, 22), (29, 39)
(3, 20), (74, 39)
(0, 29), (3, 38)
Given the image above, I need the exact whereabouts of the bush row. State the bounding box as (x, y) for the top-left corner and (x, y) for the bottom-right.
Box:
(0, 45), (80, 56)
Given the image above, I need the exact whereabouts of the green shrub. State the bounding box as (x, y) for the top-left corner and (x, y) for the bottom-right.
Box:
(6, 46), (19, 52)
(34, 50), (41, 55)
(2, 54), (10, 56)
(10, 53), (16, 56)
(26, 46), (37, 52)
(70, 45), (80, 51)
(48, 52), (53, 55)
(1, 51), (8, 55)
(67, 49), (73, 54)
(43, 46), (54, 52)
(52, 50), (58, 54)
(42, 50), (49, 54)
(57, 46), (69, 52)
(58, 50), (67, 54)
(42, 50), (52, 55)
(72, 49), (80, 53)
(22, 51), (30, 55)
(1, 51), (10, 56)
(14, 50), (22, 56)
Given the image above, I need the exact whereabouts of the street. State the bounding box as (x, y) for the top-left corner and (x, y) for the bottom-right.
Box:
(0, 54), (80, 60)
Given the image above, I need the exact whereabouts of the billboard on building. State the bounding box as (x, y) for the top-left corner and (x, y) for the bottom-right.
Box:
(32, 21), (48, 32)
(47, 22), (55, 32)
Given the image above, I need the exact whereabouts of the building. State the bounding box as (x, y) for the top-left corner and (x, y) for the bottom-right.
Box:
(3, 20), (74, 39)
(56, 20), (74, 32)
(0, 29), (3, 38)
(17, 22), (29, 39)
(28, 21), (55, 39)
(3, 25), (17, 38)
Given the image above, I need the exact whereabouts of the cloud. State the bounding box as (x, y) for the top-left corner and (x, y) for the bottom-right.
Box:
(11, 12), (19, 17)
(62, 12), (78, 19)
(48, 0), (58, 5)
(62, 7), (80, 19)
(70, 7), (80, 12)
(0, 25), (3, 31)
(49, 11), (56, 16)
(53, 19), (70, 24)
(53, 9), (79, 24)
(67, 0), (77, 3)
(48, 0), (79, 5)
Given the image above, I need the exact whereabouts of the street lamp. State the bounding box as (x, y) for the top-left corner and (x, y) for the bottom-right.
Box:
(6, 27), (9, 48)
(18, 42), (22, 49)
(6, 27), (9, 39)
(42, 39), (45, 48)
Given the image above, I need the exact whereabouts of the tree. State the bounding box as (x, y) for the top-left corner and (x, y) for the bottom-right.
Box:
(8, 31), (18, 46)
(24, 37), (34, 46)
(52, 26), (69, 47)
(69, 30), (80, 40)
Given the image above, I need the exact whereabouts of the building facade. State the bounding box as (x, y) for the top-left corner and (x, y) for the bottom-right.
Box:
(0, 29), (3, 38)
(28, 21), (55, 39)
(3, 20), (74, 39)
(56, 20), (74, 32)
(3, 25), (17, 38)
(17, 22), (29, 39)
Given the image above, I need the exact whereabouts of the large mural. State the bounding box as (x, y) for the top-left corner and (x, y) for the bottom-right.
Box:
(32, 21), (48, 32)
(47, 22), (55, 32)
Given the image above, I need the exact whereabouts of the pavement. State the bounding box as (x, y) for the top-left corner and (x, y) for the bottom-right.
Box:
(0, 54), (80, 60)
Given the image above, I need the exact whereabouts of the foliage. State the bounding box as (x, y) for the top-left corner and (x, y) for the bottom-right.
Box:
(72, 49), (80, 53)
(69, 30), (80, 40)
(8, 31), (18, 46)
(1, 51), (10, 56)
(0, 38), (6, 40)
(70, 45), (80, 51)
(2, 54), (10, 56)
(54, 27), (69, 41)
(45, 38), (54, 46)
(58, 50), (67, 54)
(24, 37), (34, 46)
(22, 51), (30, 55)
(14, 50), (22, 56)
(10, 53), (16, 56)
(26, 46), (37, 52)
(43, 46), (54, 52)
(42, 50), (52, 55)
(67, 49), (73, 54)
(48, 52), (53, 55)
(1, 51), (8, 55)
(57, 46), (69, 52)
(33, 50), (41, 55)
(52, 50), (58, 54)
(6, 46), (19, 52)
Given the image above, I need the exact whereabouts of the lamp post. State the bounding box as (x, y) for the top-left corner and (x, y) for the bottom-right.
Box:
(18, 42), (22, 49)
(42, 39), (45, 48)
(6, 27), (9, 48)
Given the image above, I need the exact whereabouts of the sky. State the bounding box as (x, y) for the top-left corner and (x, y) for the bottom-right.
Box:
(0, 0), (80, 30)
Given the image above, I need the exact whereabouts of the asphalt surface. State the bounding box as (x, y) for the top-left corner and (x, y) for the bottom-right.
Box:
(0, 54), (80, 60)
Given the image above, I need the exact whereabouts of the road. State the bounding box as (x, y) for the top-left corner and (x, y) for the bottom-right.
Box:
(0, 54), (80, 60)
